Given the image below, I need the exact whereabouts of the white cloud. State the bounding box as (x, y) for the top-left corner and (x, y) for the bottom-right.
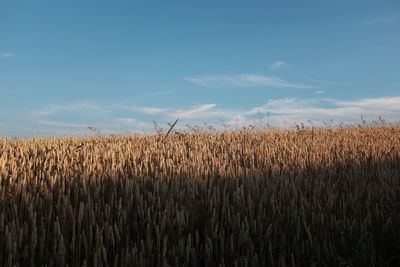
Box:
(168, 104), (217, 119)
(362, 16), (400, 25)
(185, 74), (313, 89)
(376, 45), (391, 50)
(315, 90), (325, 94)
(126, 106), (169, 115)
(331, 96), (400, 111)
(37, 120), (90, 128)
(306, 78), (355, 87)
(124, 103), (236, 121)
(117, 118), (140, 125)
(0, 52), (15, 59)
(32, 101), (110, 117)
(241, 96), (400, 126)
(269, 60), (287, 70)
(116, 118), (152, 128)
(132, 96), (400, 128)
(36, 119), (152, 136)
(27, 96), (400, 137)
(142, 90), (174, 97)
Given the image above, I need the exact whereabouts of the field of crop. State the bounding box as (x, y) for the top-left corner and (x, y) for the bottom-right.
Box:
(0, 126), (400, 266)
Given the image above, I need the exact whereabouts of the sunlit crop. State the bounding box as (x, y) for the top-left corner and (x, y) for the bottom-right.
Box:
(1, 126), (399, 266)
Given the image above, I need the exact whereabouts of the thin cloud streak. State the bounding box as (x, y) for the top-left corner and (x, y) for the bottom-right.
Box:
(117, 118), (140, 125)
(116, 118), (153, 128)
(141, 90), (174, 98)
(32, 102), (106, 117)
(0, 52), (15, 59)
(331, 96), (400, 111)
(185, 74), (314, 89)
(37, 120), (90, 129)
(306, 78), (356, 87)
(269, 60), (288, 70)
(124, 106), (169, 115)
(36, 119), (152, 136)
(362, 16), (400, 25)
(32, 102), (119, 120)
(168, 104), (217, 119)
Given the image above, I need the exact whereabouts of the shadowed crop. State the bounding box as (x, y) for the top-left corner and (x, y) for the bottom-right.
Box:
(0, 126), (399, 266)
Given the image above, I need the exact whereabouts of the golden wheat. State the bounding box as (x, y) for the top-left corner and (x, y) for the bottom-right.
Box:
(0, 126), (399, 266)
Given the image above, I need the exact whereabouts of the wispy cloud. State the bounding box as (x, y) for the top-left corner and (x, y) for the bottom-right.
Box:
(116, 118), (140, 125)
(124, 106), (169, 115)
(362, 16), (400, 25)
(167, 104), (217, 119)
(376, 44), (391, 51)
(241, 96), (400, 126)
(132, 96), (400, 127)
(142, 90), (174, 97)
(25, 96), (400, 137)
(315, 90), (325, 94)
(161, 97), (400, 128)
(37, 120), (90, 129)
(306, 78), (355, 87)
(185, 74), (313, 89)
(32, 101), (110, 117)
(121, 103), (235, 120)
(269, 60), (288, 70)
(0, 52), (15, 59)
(116, 118), (153, 128)
(36, 118), (152, 135)
(332, 96), (400, 111)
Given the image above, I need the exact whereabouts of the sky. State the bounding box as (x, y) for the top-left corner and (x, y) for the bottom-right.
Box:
(1, 0), (400, 137)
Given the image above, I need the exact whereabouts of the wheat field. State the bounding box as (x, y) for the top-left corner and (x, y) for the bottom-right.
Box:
(0, 126), (400, 266)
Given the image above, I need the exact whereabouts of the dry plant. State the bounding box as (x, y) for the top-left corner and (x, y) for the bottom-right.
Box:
(0, 126), (400, 266)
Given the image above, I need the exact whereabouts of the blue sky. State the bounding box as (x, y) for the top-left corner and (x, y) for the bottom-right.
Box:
(1, 0), (400, 136)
